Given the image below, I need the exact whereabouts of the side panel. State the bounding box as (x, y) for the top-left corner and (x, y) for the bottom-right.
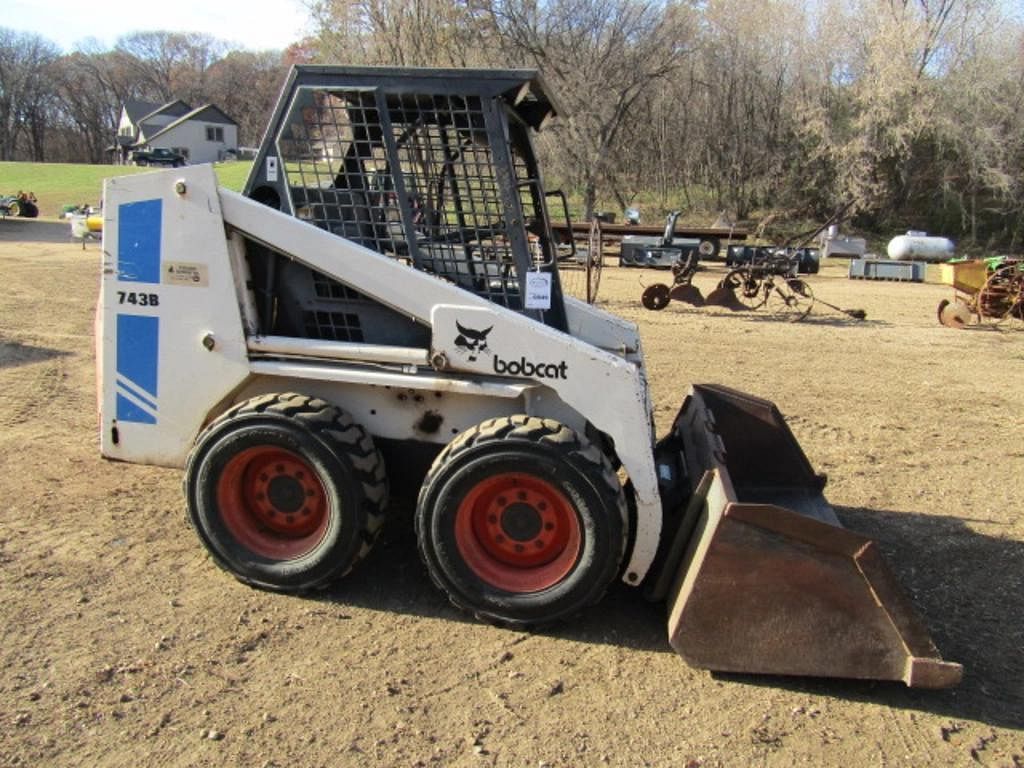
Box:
(99, 166), (251, 468)
(562, 295), (643, 362)
(231, 373), (584, 445)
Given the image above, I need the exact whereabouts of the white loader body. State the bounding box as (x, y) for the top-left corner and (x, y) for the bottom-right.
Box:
(98, 165), (664, 583)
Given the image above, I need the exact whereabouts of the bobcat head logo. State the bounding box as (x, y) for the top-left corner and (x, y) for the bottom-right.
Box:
(454, 321), (493, 362)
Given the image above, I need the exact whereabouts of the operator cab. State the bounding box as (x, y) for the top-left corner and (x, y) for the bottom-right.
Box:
(244, 66), (570, 346)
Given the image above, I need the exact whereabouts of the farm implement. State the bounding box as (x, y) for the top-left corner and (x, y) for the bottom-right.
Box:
(938, 258), (1024, 328)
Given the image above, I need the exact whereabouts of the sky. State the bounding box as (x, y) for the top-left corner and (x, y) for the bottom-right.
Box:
(5, 0), (314, 53)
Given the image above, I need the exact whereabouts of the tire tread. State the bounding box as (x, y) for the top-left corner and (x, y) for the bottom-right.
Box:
(186, 392), (388, 590)
(416, 415), (627, 628)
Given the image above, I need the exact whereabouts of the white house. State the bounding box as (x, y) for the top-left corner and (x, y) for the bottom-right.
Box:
(113, 99), (239, 165)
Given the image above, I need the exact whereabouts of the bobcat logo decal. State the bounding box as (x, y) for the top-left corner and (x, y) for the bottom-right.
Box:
(454, 321), (493, 362)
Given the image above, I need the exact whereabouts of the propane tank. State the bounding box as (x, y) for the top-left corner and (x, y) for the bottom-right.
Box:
(886, 233), (955, 262)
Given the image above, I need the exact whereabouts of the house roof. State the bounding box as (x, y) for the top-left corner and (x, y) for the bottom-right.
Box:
(139, 121), (164, 140)
(136, 99), (194, 126)
(190, 104), (237, 126)
(124, 99), (162, 125)
(142, 104), (238, 145)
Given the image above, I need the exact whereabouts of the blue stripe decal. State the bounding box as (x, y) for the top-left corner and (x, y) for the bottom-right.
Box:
(116, 314), (159, 423)
(116, 393), (156, 424)
(116, 375), (158, 412)
(118, 199), (162, 284)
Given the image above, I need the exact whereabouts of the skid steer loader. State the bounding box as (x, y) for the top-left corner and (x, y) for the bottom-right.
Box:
(97, 66), (960, 688)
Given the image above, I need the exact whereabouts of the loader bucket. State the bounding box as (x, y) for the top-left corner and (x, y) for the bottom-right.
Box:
(654, 384), (961, 688)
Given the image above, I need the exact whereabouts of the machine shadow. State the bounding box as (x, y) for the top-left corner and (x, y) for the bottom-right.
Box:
(0, 338), (70, 369)
(317, 503), (1023, 729)
(317, 501), (668, 654)
(734, 312), (880, 328)
(628, 303), (887, 328)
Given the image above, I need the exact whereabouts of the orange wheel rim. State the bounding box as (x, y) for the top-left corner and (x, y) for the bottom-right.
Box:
(454, 473), (581, 592)
(216, 446), (328, 559)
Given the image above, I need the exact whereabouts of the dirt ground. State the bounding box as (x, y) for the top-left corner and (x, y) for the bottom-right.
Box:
(1, 218), (1022, 767)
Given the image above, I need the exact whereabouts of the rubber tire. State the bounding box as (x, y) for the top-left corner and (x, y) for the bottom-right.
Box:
(698, 237), (720, 259)
(642, 283), (671, 311)
(184, 393), (388, 592)
(7, 200), (20, 217)
(416, 415), (627, 628)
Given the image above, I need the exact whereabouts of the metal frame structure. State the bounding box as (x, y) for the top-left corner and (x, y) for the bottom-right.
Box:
(245, 66), (569, 331)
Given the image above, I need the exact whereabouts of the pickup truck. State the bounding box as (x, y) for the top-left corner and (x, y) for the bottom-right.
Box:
(131, 147), (186, 167)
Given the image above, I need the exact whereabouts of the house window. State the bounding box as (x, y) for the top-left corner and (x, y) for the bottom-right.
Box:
(119, 125), (134, 137)
(206, 126), (224, 142)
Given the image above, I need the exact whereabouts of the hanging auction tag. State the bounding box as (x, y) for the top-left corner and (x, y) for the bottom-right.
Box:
(525, 271), (552, 310)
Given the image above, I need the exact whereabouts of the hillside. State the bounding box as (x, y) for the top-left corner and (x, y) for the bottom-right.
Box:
(1, 161), (253, 218)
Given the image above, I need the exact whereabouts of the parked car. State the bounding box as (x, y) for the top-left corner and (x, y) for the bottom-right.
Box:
(132, 147), (186, 167)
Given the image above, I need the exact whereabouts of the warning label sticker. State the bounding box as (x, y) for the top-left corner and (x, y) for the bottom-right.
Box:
(163, 262), (208, 287)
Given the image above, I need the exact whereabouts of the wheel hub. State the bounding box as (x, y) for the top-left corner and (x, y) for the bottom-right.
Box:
(454, 472), (582, 593)
(479, 484), (562, 561)
(217, 446), (328, 558)
(500, 502), (544, 542)
(267, 474), (307, 514)
(248, 456), (321, 534)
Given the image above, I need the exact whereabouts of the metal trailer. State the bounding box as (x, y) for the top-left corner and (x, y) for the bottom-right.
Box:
(551, 221), (747, 261)
(618, 211), (701, 268)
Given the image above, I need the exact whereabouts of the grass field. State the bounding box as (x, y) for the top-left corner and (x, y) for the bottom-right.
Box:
(0, 161), (254, 218)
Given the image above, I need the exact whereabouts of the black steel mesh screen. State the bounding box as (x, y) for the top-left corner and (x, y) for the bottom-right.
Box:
(311, 271), (365, 301)
(277, 88), (533, 308)
(302, 310), (364, 342)
(279, 89), (396, 252)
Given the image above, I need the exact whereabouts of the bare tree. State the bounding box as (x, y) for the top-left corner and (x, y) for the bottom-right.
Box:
(115, 31), (231, 105)
(46, 44), (155, 163)
(799, 0), (1006, 225)
(0, 2), (1020, 249)
(484, 0), (697, 218)
(675, 0), (808, 218)
(930, 17), (1024, 247)
(205, 51), (289, 146)
(309, 0), (489, 66)
(0, 28), (60, 160)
